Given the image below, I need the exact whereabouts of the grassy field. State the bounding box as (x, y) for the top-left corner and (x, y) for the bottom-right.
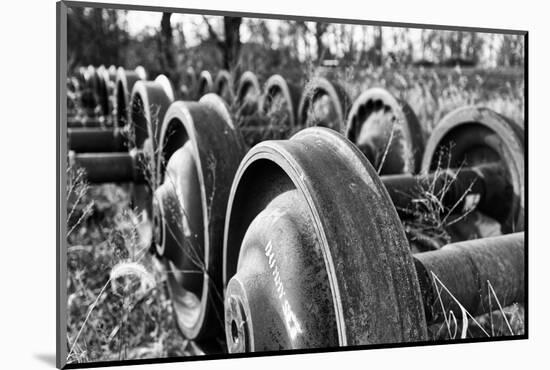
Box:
(66, 171), (193, 363)
(66, 65), (524, 364)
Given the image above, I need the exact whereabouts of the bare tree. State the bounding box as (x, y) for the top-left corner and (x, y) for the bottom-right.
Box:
(224, 17), (242, 70)
(315, 22), (329, 61)
(373, 26), (383, 66)
(204, 16), (243, 70)
(158, 12), (177, 82)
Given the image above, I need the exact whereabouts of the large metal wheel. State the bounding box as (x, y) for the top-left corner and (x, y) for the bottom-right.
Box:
(346, 88), (425, 175)
(235, 71), (261, 117)
(223, 127), (427, 352)
(115, 67), (146, 127)
(96, 65), (112, 117)
(298, 77), (351, 133)
(421, 106), (524, 234)
(214, 70), (235, 104)
(129, 76), (174, 159)
(195, 70), (214, 100)
(127, 76), (174, 217)
(154, 94), (246, 345)
(258, 74), (301, 140)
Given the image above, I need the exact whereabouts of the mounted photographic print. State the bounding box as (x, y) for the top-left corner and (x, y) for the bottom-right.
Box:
(56, 1), (526, 368)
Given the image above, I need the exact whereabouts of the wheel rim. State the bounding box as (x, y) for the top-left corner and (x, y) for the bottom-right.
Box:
(236, 71), (261, 116)
(422, 106), (524, 234)
(223, 127), (427, 352)
(155, 94), (246, 341)
(196, 71), (214, 99)
(298, 77), (349, 133)
(346, 88), (425, 174)
(115, 67), (144, 127)
(127, 79), (174, 218)
(259, 74), (298, 139)
(215, 70), (235, 104)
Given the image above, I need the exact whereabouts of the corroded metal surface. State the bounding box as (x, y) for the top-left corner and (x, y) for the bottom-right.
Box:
(214, 70), (235, 104)
(421, 106), (524, 233)
(223, 127), (427, 351)
(235, 71), (261, 117)
(68, 150), (146, 184)
(154, 94), (246, 344)
(115, 67), (146, 127)
(260, 74), (301, 126)
(129, 76), (174, 151)
(237, 74), (302, 148)
(69, 75), (173, 220)
(68, 127), (126, 152)
(345, 88), (425, 174)
(223, 127), (524, 352)
(298, 77), (351, 133)
(415, 232), (524, 323)
(382, 162), (511, 220)
(195, 70), (214, 100)
(67, 65), (525, 355)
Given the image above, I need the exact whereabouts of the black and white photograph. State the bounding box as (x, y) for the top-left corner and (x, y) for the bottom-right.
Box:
(57, 1), (526, 368)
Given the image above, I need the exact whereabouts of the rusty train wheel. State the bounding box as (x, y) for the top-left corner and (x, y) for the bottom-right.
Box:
(154, 94), (246, 343)
(237, 74), (301, 148)
(127, 76), (174, 217)
(129, 76), (174, 157)
(214, 70), (235, 104)
(258, 74), (302, 140)
(298, 77), (351, 133)
(115, 67), (145, 127)
(196, 70), (214, 100)
(421, 106), (524, 234)
(223, 127), (427, 352)
(235, 71), (261, 116)
(93, 65), (111, 117)
(346, 88), (425, 175)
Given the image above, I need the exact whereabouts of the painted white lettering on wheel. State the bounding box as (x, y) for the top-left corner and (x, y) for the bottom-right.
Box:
(264, 240), (303, 340)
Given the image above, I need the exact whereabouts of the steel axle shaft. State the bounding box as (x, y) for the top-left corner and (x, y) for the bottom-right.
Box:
(67, 116), (110, 128)
(414, 232), (524, 324)
(68, 150), (146, 184)
(68, 127), (127, 152)
(382, 162), (511, 220)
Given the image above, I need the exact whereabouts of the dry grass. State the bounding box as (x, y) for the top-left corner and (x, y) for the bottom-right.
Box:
(398, 149), (478, 251)
(65, 166), (200, 364)
(428, 273), (524, 340)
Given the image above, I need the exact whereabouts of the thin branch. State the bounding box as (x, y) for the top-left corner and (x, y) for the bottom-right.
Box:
(202, 16), (223, 48)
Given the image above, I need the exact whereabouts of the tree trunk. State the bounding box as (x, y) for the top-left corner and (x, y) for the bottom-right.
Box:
(315, 22), (328, 61)
(374, 26), (383, 66)
(159, 12), (176, 82)
(223, 17), (242, 70)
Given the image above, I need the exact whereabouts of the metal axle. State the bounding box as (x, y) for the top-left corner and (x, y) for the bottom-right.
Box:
(382, 162), (511, 220)
(68, 150), (146, 184)
(67, 116), (110, 128)
(222, 128), (524, 352)
(68, 127), (127, 152)
(414, 232), (524, 325)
